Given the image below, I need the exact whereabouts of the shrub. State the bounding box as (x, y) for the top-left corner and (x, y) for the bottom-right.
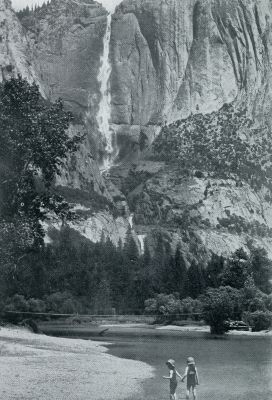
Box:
(243, 311), (272, 332)
(45, 291), (82, 314)
(28, 298), (46, 313)
(4, 294), (29, 312)
(180, 297), (203, 320)
(144, 293), (182, 321)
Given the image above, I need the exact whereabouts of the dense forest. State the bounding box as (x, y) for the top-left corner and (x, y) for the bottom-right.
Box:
(0, 77), (271, 334)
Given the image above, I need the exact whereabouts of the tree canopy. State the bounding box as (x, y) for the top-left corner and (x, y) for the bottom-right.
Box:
(0, 76), (83, 244)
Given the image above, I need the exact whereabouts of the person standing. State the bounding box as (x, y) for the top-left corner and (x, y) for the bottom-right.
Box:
(163, 359), (183, 400)
(181, 357), (199, 400)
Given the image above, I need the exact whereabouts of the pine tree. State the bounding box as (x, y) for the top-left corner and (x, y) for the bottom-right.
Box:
(173, 244), (190, 298)
(206, 254), (225, 288)
(0, 76), (84, 245)
(188, 260), (206, 298)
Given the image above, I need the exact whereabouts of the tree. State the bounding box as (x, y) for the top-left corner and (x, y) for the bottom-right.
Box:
(173, 245), (189, 298)
(0, 76), (83, 243)
(205, 254), (224, 288)
(201, 286), (243, 334)
(220, 248), (249, 289)
(249, 247), (272, 294)
(144, 293), (182, 322)
(188, 260), (206, 298)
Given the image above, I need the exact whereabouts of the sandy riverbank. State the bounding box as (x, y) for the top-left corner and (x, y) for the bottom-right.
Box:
(156, 324), (272, 336)
(0, 326), (154, 400)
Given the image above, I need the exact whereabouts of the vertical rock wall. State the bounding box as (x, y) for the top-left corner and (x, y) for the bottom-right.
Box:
(110, 0), (272, 129)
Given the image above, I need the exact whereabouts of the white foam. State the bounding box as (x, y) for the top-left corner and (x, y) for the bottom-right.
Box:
(137, 234), (146, 255)
(97, 13), (114, 170)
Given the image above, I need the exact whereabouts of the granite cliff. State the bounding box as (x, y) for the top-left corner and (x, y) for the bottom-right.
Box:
(2, 0), (272, 261)
(110, 0), (272, 136)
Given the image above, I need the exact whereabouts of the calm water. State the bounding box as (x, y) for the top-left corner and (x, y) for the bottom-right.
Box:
(101, 330), (272, 400)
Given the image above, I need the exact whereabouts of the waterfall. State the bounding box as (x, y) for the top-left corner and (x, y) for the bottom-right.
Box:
(127, 213), (146, 254)
(137, 234), (146, 255)
(97, 13), (113, 171)
(128, 213), (134, 229)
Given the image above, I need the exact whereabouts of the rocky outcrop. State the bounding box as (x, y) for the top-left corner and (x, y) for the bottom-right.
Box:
(0, 0), (41, 87)
(127, 164), (272, 262)
(25, 0), (107, 119)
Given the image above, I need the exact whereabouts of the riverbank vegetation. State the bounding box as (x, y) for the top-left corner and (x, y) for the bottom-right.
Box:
(1, 224), (272, 333)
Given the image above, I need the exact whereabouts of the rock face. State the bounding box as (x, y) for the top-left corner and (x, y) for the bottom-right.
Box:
(128, 164), (272, 262)
(0, 0), (41, 86)
(2, 0), (272, 260)
(25, 0), (106, 118)
(111, 0), (272, 129)
(106, 0), (272, 261)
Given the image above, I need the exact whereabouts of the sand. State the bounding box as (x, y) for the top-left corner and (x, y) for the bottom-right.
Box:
(0, 326), (154, 400)
(156, 324), (210, 332)
(157, 324), (272, 335)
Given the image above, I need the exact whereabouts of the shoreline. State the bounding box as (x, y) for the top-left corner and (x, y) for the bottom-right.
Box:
(99, 323), (272, 337)
(0, 326), (154, 400)
(155, 324), (272, 336)
(38, 320), (272, 338)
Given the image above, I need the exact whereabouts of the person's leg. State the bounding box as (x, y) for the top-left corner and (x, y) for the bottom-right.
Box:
(170, 383), (177, 400)
(192, 386), (197, 400)
(186, 386), (190, 400)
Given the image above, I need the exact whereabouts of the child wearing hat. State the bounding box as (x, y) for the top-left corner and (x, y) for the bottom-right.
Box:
(181, 357), (199, 400)
(163, 359), (183, 400)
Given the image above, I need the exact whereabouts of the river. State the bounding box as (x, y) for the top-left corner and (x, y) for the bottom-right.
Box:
(40, 324), (272, 400)
(103, 329), (272, 400)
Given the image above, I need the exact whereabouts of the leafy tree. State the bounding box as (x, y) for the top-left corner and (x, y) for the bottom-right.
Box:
(244, 311), (272, 332)
(144, 293), (181, 321)
(201, 286), (243, 334)
(180, 296), (203, 319)
(0, 76), (83, 244)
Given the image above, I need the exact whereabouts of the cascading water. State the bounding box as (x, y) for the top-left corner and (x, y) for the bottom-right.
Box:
(97, 13), (114, 172)
(137, 234), (146, 255)
(128, 213), (146, 255)
(128, 214), (134, 229)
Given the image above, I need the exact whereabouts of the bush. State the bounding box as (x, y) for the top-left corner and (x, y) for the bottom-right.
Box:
(4, 294), (30, 312)
(244, 311), (272, 332)
(144, 293), (182, 322)
(28, 298), (46, 313)
(180, 297), (203, 320)
(45, 291), (82, 314)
